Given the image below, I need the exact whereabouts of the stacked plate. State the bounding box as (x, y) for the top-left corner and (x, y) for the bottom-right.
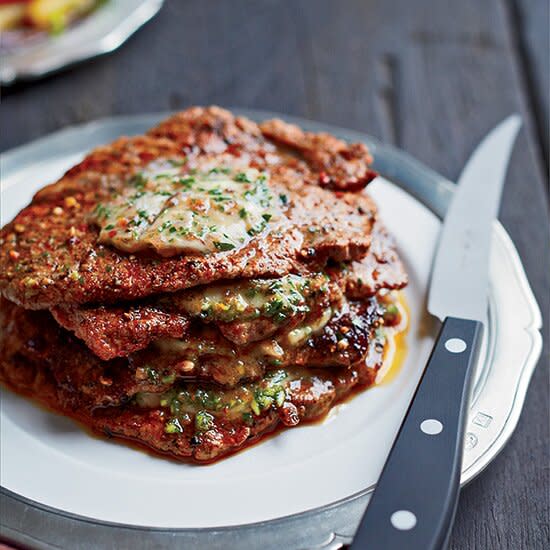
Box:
(0, 110), (542, 549)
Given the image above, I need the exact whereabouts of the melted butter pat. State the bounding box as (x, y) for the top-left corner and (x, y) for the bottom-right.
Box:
(171, 274), (325, 323)
(286, 307), (333, 346)
(93, 165), (284, 256)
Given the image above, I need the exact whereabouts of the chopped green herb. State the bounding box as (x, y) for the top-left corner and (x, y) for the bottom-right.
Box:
(195, 410), (215, 432)
(250, 398), (261, 416)
(130, 173), (147, 189)
(242, 412), (254, 426)
(214, 241), (236, 251)
(234, 172), (252, 183)
(161, 373), (176, 385)
(178, 176), (195, 189)
(94, 203), (111, 219)
(383, 303), (400, 325)
(145, 366), (159, 384)
(209, 167), (231, 175)
(164, 418), (183, 434)
(168, 158), (186, 167)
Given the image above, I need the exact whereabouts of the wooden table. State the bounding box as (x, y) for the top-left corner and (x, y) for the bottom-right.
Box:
(1, 2), (548, 548)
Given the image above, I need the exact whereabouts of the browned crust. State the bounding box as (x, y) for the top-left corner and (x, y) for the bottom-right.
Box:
(332, 222), (409, 298)
(0, 106), (408, 464)
(49, 221), (406, 361)
(0, 295), (383, 462)
(259, 118), (377, 191)
(0, 295), (384, 404)
(0, 330), (379, 464)
(51, 303), (190, 360)
(0, 107), (379, 310)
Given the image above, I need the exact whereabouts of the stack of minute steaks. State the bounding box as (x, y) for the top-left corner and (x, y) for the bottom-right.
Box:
(0, 107), (407, 462)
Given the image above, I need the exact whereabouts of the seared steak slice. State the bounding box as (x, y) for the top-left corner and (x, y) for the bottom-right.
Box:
(52, 273), (338, 359)
(0, 107), (378, 310)
(0, 297), (139, 408)
(0, 309), (382, 463)
(95, 360), (379, 463)
(139, 297), (383, 388)
(260, 118), (377, 192)
(0, 295), (397, 408)
(50, 222), (405, 361)
(330, 222), (408, 298)
(147, 106), (271, 156)
(51, 303), (191, 360)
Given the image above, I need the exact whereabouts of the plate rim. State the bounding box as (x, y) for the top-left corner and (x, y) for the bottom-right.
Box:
(0, 110), (542, 549)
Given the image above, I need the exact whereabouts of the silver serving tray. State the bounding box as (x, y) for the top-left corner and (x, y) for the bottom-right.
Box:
(0, 110), (542, 549)
(0, 0), (164, 85)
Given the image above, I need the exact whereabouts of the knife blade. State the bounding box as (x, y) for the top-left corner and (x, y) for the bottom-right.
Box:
(428, 115), (522, 322)
(350, 116), (521, 550)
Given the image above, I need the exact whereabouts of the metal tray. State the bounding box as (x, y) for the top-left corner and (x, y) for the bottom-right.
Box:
(0, 110), (542, 549)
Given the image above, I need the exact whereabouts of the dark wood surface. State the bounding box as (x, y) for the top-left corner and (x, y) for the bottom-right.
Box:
(1, 1), (548, 549)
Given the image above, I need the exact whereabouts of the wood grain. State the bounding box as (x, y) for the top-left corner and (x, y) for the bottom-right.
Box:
(510, 0), (549, 171)
(1, 1), (548, 549)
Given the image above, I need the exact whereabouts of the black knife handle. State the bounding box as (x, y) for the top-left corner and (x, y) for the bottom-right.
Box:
(350, 317), (483, 550)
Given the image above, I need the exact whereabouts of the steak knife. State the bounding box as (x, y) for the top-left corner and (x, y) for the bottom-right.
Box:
(350, 115), (521, 550)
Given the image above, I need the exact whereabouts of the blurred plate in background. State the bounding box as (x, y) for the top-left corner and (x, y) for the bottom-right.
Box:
(0, 0), (164, 85)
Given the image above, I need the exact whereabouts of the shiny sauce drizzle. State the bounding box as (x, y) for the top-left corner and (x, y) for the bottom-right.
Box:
(375, 292), (409, 385)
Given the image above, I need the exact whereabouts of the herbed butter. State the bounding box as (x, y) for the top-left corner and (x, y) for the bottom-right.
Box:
(93, 163), (285, 256)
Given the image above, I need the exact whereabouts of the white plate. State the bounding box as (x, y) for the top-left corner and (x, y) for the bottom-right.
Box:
(0, 0), (164, 85)
(0, 112), (542, 548)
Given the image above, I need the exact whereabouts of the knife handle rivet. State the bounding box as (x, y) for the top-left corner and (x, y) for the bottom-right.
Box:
(420, 419), (443, 435)
(444, 338), (467, 353)
(390, 510), (417, 530)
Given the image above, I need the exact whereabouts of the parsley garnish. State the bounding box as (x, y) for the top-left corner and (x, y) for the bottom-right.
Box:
(130, 173), (147, 189)
(234, 172), (251, 183)
(195, 410), (214, 432)
(164, 418), (183, 434)
(214, 241), (236, 251)
(178, 176), (195, 189)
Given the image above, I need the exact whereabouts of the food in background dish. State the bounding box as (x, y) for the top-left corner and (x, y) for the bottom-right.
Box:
(0, 106), (408, 463)
(0, 0), (103, 35)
